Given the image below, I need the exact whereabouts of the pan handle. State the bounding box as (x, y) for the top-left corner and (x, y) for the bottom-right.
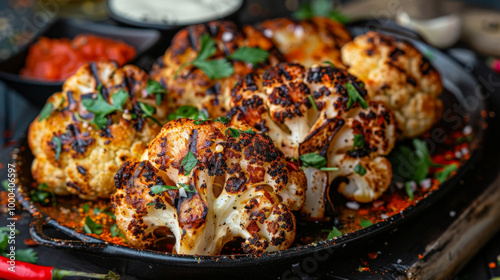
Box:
(29, 215), (107, 252)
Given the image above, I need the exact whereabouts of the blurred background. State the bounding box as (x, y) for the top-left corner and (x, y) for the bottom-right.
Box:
(0, 0), (500, 279)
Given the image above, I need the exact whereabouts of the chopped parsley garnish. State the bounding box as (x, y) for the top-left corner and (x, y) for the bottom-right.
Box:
(82, 88), (128, 129)
(319, 167), (339, 171)
(138, 102), (161, 126)
(175, 34), (234, 80)
(354, 163), (366, 176)
(150, 185), (179, 195)
(351, 134), (365, 152)
(30, 183), (57, 206)
(84, 216), (103, 235)
(324, 226), (343, 239)
(38, 102), (53, 122)
(346, 82), (368, 110)
(1, 180), (8, 191)
(52, 136), (62, 161)
(228, 127), (241, 138)
(293, 0), (349, 23)
(299, 152), (327, 169)
(167, 106), (209, 122)
(360, 219), (373, 228)
(228, 127), (255, 138)
(435, 164), (458, 183)
(181, 151), (198, 174)
(307, 95), (318, 111)
(322, 61), (336, 68)
(227, 46), (269, 66)
(178, 182), (196, 193)
(405, 182), (414, 201)
(82, 203), (90, 213)
(389, 139), (443, 183)
(0, 230), (38, 263)
(110, 224), (126, 238)
(146, 79), (167, 105)
(215, 116), (230, 124)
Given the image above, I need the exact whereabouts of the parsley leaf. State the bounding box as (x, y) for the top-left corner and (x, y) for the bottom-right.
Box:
(322, 61), (336, 68)
(435, 164), (458, 183)
(150, 185), (178, 195)
(1, 180), (9, 191)
(192, 59), (234, 79)
(360, 219), (373, 228)
(228, 128), (240, 138)
(181, 151), (198, 174)
(178, 182), (196, 193)
(319, 167), (339, 171)
(405, 182), (414, 201)
(354, 163), (366, 176)
(167, 106), (209, 121)
(175, 34), (234, 80)
(388, 139), (444, 183)
(82, 89), (128, 129)
(299, 152), (327, 169)
(0, 233), (7, 252)
(13, 249), (38, 263)
(351, 134), (365, 152)
(30, 183), (57, 206)
(146, 79), (167, 105)
(293, 0), (349, 23)
(39, 102), (53, 122)
(227, 47), (269, 66)
(110, 224), (125, 238)
(307, 95), (318, 111)
(138, 102), (161, 126)
(196, 33), (216, 61)
(105, 211), (116, 220)
(215, 116), (230, 124)
(82, 203), (90, 213)
(227, 127), (255, 138)
(52, 136), (62, 161)
(84, 216), (103, 235)
(346, 82), (368, 110)
(325, 226), (342, 239)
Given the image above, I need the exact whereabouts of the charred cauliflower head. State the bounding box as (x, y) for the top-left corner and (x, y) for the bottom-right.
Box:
(341, 31), (443, 138)
(28, 62), (169, 200)
(257, 17), (352, 68)
(229, 63), (396, 217)
(111, 118), (306, 255)
(150, 21), (284, 118)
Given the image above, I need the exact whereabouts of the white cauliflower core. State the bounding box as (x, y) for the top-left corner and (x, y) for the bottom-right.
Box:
(111, 119), (306, 255)
(229, 63), (396, 217)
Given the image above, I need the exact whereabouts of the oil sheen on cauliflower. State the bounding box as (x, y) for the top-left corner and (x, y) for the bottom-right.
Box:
(28, 62), (169, 200)
(257, 17), (352, 68)
(341, 31), (443, 138)
(229, 63), (396, 217)
(150, 21), (284, 118)
(111, 118), (306, 255)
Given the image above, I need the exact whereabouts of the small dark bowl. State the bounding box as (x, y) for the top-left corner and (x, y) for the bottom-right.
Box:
(0, 18), (161, 107)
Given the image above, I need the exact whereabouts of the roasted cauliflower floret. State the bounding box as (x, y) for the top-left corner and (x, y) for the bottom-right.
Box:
(257, 17), (352, 68)
(150, 21), (284, 118)
(28, 62), (169, 200)
(341, 31), (443, 138)
(111, 118), (306, 255)
(229, 63), (396, 217)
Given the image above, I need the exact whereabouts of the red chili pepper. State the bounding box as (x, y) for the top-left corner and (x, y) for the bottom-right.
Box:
(0, 256), (118, 280)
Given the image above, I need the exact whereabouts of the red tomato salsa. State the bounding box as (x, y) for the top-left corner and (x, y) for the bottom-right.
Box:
(20, 34), (136, 81)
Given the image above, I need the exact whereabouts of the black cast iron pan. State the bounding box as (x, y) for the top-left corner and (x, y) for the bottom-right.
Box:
(12, 21), (488, 279)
